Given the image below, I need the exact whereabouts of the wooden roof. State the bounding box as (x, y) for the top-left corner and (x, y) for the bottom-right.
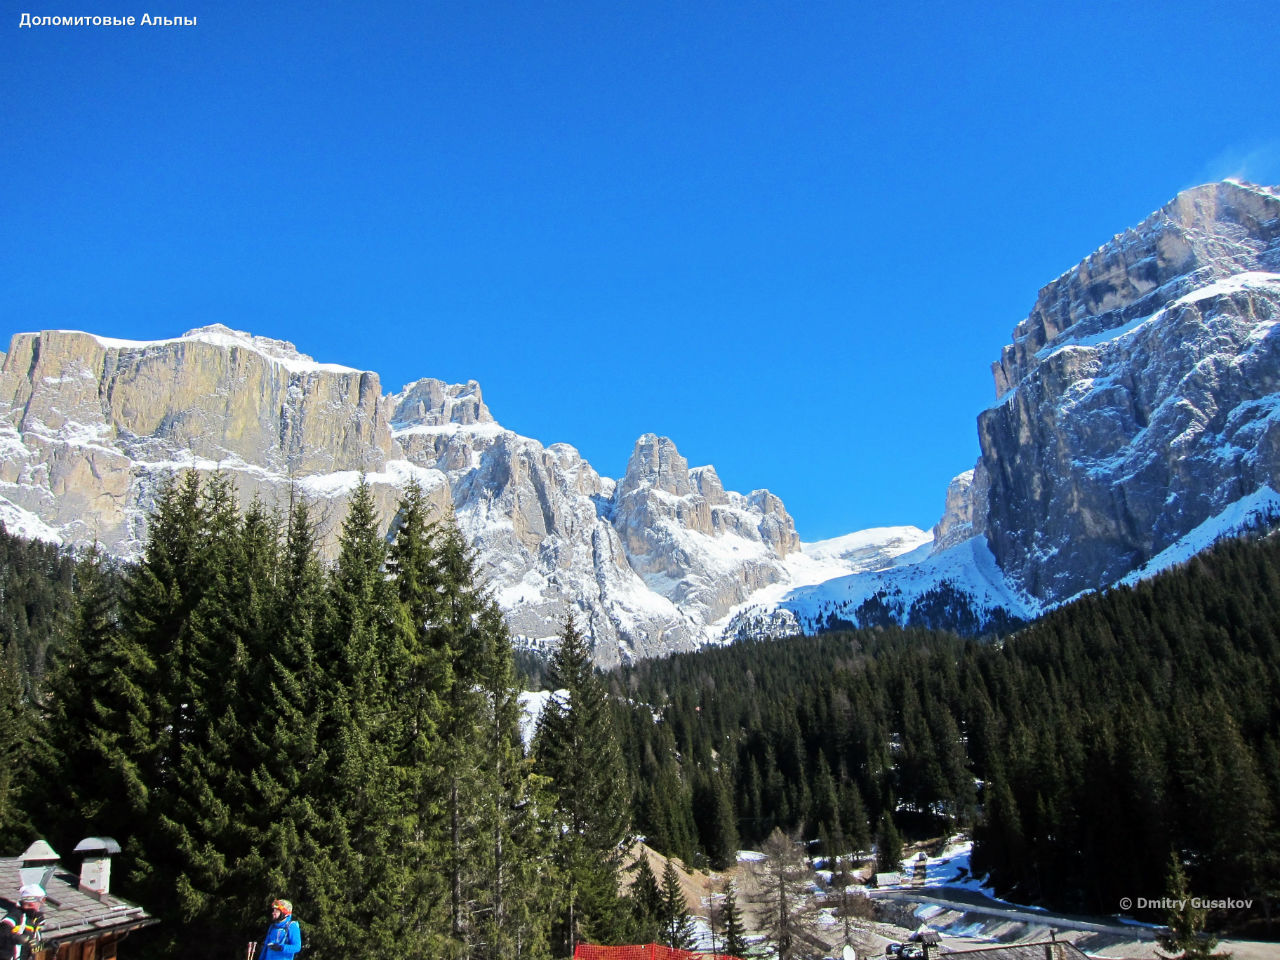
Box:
(0, 858), (156, 945)
(945, 942), (1089, 960)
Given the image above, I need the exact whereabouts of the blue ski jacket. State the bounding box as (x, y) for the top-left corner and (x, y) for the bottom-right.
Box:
(257, 917), (301, 960)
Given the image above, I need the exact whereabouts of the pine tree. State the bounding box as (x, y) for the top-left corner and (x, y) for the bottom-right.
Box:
(30, 544), (119, 848)
(694, 769), (739, 871)
(383, 479), (451, 956)
(0, 638), (32, 847)
(315, 476), (402, 955)
(1157, 852), (1232, 960)
(156, 473), (260, 949)
(720, 880), (749, 960)
(627, 850), (663, 944)
(236, 495), (331, 943)
(468, 577), (558, 960)
(874, 813), (903, 874)
(87, 471), (211, 946)
(533, 615), (631, 953)
(658, 859), (697, 950)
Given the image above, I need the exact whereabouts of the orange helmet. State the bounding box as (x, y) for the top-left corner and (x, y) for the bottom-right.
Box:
(271, 899), (292, 915)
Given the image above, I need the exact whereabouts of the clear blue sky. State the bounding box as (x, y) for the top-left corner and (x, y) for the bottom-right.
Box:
(4, 0), (1279, 540)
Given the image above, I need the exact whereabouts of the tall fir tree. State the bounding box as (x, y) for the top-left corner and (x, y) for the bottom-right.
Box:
(874, 814), (903, 874)
(533, 616), (631, 954)
(719, 880), (749, 960)
(658, 859), (697, 951)
(315, 475), (399, 954)
(383, 479), (451, 957)
(1157, 852), (1232, 960)
(626, 850), (663, 945)
(0, 638), (32, 847)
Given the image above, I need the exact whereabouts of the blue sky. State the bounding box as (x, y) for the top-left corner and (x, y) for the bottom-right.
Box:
(4, 0), (1279, 540)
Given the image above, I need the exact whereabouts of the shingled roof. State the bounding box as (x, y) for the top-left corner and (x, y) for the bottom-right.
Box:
(0, 849), (156, 946)
(945, 942), (1089, 960)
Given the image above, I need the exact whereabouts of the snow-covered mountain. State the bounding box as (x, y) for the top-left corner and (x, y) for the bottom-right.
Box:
(738, 179), (1280, 636)
(0, 325), (820, 664)
(4, 180), (1279, 657)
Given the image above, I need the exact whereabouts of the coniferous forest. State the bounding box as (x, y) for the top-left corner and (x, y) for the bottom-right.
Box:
(0, 473), (638, 960)
(611, 531), (1280, 934)
(3, 479), (1280, 953)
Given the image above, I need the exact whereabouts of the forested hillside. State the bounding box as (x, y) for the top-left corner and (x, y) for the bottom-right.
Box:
(612, 530), (1280, 932)
(0, 474), (652, 960)
(5, 499), (1280, 948)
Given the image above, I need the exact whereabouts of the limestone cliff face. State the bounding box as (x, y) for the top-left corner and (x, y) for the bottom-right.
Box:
(931, 468), (988, 553)
(0, 326), (404, 551)
(611, 434), (800, 626)
(976, 180), (1280, 601)
(0, 326), (802, 664)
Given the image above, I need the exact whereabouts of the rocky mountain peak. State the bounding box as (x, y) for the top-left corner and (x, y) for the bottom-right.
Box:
(618, 433), (694, 498)
(391, 378), (494, 428)
(994, 180), (1280, 397)
(977, 179), (1280, 602)
(177, 324), (357, 372)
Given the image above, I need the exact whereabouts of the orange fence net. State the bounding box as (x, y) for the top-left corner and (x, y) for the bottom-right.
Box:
(573, 945), (742, 960)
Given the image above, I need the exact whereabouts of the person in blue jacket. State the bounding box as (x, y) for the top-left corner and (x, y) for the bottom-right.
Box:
(257, 898), (302, 960)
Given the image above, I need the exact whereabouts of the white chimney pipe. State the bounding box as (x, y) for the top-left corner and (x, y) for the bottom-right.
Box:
(73, 837), (121, 897)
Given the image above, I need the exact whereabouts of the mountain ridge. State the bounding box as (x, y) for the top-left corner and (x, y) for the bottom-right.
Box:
(4, 180), (1280, 657)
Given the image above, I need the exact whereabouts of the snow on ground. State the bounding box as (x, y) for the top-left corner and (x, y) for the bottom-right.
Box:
(893, 839), (994, 897)
(0, 497), (63, 544)
(517, 689), (561, 748)
(83, 325), (363, 374)
(1120, 484), (1280, 585)
(780, 535), (1043, 628)
(705, 527), (934, 640)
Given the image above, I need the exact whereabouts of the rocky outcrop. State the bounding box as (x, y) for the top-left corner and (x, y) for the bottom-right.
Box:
(0, 326), (801, 664)
(743, 180), (1280, 638)
(0, 326), (406, 552)
(978, 180), (1280, 601)
(930, 468), (986, 552)
(611, 434), (800, 625)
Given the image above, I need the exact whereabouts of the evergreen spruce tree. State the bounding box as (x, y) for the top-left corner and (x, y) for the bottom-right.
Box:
(468, 573), (558, 960)
(720, 880), (749, 960)
(627, 851), (663, 944)
(383, 480), (451, 956)
(236, 495), (331, 944)
(658, 859), (697, 950)
(693, 769), (739, 871)
(0, 638), (32, 847)
(83, 470), (211, 949)
(30, 545), (120, 848)
(316, 475), (399, 955)
(1157, 853), (1232, 960)
(533, 615), (630, 953)
(874, 813), (903, 874)
(156, 473), (260, 950)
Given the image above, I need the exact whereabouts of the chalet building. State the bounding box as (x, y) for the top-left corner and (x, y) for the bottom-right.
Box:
(903, 928), (1088, 960)
(1, 838), (156, 960)
(940, 942), (1089, 960)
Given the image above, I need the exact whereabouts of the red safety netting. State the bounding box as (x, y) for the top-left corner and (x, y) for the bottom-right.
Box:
(573, 945), (742, 960)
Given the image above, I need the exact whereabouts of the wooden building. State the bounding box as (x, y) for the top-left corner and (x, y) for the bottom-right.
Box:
(1, 838), (156, 960)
